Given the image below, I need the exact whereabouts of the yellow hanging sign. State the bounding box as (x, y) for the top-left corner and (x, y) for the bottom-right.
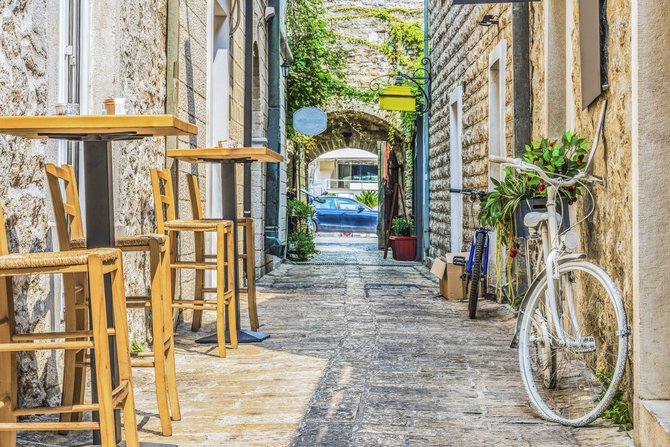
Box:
(379, 85), (417, 112)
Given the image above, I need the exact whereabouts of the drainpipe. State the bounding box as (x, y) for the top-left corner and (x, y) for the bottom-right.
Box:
(243, 0), (254, 217)
(512, 3), (531, 155)
(264, 0), (282, 253)
(422, 0), (431, 260)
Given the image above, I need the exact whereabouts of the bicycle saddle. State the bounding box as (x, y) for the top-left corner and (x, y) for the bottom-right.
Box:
(523, 211), (562, 229)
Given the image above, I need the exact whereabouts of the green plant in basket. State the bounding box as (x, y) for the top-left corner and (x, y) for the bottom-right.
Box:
(479, 130), (592, 305)
(391, 216), (414, 236)
(522, 131), (590, 204)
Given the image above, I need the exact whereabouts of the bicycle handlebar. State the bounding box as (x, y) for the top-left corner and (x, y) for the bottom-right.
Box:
(450, 188), (487, 200)
(489, 155), (604, 187)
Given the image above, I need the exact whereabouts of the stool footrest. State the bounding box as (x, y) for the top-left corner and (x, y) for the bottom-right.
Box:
(0, 340), (93, 352)
(170, 261), (228, 270)
(13, 403), (99, 417)
(0, 421), (99, 431)
(11, 331), (92, 342)
(200, 288), (235, 297)
(131, 361), (155, 368)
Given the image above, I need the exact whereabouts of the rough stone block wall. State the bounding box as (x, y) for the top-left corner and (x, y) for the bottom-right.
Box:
(115, 1), (169, 347)
(529, 0), (634, 397)
(428, 2), (514, 259)
(326, 0), (423, 90)
(0, 0), (63, 408)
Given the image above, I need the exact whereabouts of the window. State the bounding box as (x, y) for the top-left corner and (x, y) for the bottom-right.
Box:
(488, 40), (507, 189)
(337, 163), (378, 182)
(337, 198), (361, 211)
(314, 197), (337, 210)
(449, 86), (463, 252)
(579, 0), (608, 107)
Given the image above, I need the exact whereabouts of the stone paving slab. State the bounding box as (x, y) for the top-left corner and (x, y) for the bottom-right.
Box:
(17, 237), (632, 446)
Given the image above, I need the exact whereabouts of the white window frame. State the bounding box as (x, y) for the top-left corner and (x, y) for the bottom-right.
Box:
(488, 40), (507, 190)
(449, 86), (464, 253)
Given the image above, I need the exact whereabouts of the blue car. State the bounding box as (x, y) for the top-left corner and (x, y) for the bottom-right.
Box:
(311, 196), (378, 234)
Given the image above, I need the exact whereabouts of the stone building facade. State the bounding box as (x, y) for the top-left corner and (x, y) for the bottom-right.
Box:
(428, 1), (670, 445)
(0, 0), (287, 409)
(428, 2), (514, 257)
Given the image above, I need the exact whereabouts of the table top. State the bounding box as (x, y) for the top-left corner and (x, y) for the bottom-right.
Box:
(0, 115), (197, 140)
(166, 147), (284, 163)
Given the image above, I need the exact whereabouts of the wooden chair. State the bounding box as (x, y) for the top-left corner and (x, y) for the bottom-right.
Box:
(45, 163), (179, 437)
(185, 174), (259, 331)
(0, 204), (139, 447)
(150, 168), (237, 357)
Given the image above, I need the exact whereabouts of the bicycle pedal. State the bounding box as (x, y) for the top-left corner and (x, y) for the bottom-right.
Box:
(573, 336), (596, 353)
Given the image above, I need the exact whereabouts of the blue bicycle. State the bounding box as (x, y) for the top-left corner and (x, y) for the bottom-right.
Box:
(450, 188), (493, 319)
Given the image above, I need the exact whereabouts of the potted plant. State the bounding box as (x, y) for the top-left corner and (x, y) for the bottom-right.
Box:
(479, 131), (591, 301)
(390, 216), (416, 261)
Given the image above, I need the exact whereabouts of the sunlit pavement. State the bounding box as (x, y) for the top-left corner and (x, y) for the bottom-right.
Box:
(17, 236), (631, 446)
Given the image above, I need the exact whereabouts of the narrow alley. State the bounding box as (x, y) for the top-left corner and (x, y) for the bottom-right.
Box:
(167, 237), (632, 446)
(18, 238), (631, 446)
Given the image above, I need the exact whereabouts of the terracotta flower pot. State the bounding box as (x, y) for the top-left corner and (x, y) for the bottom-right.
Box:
(390, 235), (417, 261)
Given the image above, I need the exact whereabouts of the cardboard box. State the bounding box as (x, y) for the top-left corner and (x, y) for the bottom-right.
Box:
(431, 252), (469, 300)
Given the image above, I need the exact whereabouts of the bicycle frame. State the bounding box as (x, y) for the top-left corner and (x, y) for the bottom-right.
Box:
(467, 228), (490, 278)
(531, 184), (582, 345)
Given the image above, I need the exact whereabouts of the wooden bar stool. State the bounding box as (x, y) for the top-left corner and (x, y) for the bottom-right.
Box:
(186, 174), (259, 331)
(0, 204), (138, 447)
(45, 163), (179, 437)
(150, 168), (237, 357)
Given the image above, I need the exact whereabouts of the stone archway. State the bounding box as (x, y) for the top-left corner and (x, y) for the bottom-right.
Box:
(290, 108), (408, 248)
(304, 109), (405, 164)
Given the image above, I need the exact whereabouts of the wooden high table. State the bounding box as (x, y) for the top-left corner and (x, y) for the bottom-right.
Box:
(0, 115), (197, 446)
(166, 147), (283, 344)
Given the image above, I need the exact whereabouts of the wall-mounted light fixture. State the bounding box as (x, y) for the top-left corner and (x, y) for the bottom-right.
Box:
(281, 60), (290, 78)
(479, 14), (499, 27)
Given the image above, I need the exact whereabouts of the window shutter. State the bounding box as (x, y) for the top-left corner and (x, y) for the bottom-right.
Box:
(579, 0), (602, 108)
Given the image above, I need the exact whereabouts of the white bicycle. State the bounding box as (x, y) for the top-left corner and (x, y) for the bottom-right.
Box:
(490, 105), (629, 426)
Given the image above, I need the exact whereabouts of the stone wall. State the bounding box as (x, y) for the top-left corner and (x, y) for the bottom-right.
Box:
(528, 0), (634, 397)
(0, 0), (63, 408)
(428, 2), (514, 259)
(326, 0), (423, 90)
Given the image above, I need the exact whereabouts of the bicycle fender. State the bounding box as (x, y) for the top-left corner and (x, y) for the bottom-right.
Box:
(510, 253), (586, 349)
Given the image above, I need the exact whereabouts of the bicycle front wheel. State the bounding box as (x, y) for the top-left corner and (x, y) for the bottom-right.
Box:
(518, 260), (628, 426)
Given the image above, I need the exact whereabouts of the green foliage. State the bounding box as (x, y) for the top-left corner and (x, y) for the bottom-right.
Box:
(479, 131), (593, 305)
(130, 340), (144, 354)
(287, 199), (317, 261)
(522, 131), (590, 204)
(480, 131), (593, 245)
(355, 190), (379, 208)
(330, 6), (423, 69)
(286, 0), (351, 134)
(391, 216), (414, 236)
(596, 370), (633, 432)
(287, 198), (314, 223)
(288, 231), (317, 262)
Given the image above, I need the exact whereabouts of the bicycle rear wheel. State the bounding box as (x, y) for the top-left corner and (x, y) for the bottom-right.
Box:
(468, 231), (486, 319)
(518, 260), (628, 426)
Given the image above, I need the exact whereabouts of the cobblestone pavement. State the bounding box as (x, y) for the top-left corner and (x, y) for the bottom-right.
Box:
(17, 236), (632, 446)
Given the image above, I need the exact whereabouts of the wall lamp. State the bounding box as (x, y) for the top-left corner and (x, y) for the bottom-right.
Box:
(479, 14), (499, 27)
(281, 60), (290, 78)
